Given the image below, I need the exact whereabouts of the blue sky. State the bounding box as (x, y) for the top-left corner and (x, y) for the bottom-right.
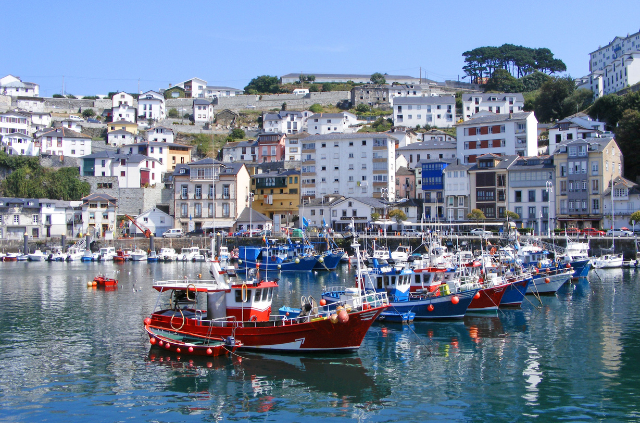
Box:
(5, 0), (640, 96)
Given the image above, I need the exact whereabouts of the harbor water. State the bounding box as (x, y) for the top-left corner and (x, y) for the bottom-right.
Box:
(1, 261), (640, 421)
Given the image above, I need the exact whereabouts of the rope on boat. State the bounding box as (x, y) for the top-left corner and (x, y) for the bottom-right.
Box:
(223, 346), (250, 361)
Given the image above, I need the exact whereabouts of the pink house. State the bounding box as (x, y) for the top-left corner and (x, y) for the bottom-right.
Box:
(256, 133), (286, 163)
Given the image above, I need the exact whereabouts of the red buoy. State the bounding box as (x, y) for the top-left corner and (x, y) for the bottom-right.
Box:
(319, 299), (327, 306)
(545, 277), (551, 284)
(206, 348), (212, 355)
(566, 263), (571, 268)
(176, 348), (181, 353)
(165, 343), (171, 349)
(338, 309), (349, 323)
(451, 295), (460, 305)
(188, 347), (194, 353)
(144, 318), (151, 326)
(428, 304), (434, 312)
(149, 337), (156, 345)
(158, 340), (164, 346)
(381, 327), (388, 333)
(474, 292), (481, 300)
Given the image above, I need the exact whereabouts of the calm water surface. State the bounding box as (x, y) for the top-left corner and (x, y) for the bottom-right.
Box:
(1, 261), (639, 422)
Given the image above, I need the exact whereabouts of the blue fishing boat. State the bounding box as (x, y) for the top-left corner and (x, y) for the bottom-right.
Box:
(378, 310), (415, 323)
(238, 245), (318, 272)
(499, 277), (532, 307)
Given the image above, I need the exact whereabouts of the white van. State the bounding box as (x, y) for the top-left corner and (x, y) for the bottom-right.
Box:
(163, 228), (184, 238)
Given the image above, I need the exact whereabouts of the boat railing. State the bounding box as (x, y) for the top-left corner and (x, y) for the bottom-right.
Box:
(153, 279), (228, 289)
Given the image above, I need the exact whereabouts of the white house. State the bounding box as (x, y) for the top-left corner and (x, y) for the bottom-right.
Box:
(81, 151), (161, 188)
(443, 163), (472, 221)
(121, 141), (193, 174)
(602, 176), (640, 231)
(55, 116), (84, 133)
(307, 112), (358, 135)
(300, 133), (397, 199)
(396, 140), (458, 169)
(112, 91), (133, 108)
(547, 114), (607, 155)
(461, 93), (525, 121)
(128, 207), (174, 237)
(81, 193), (117, 239)
(40, 200), (82, 238)
(138, 90), (165, 121)
(0, 75), (39, 97)
(204, 86), (243, 98)
(456, 111), (538, 163)
(193, 99), (214, 123)
(392, 96), (456, 128)
(589, 52), (640, 98)
(222, 140), (258, 163)
(285, 132), (309, 162)
(146, 126), (174, 143)
(176, 77), (208, 98)
(422, 129), (456, 142)
(30, 112), (51, 133)
(263, 111), (311, 134)
(36, 127), (92, 157)
(112, 104), (137, 123)
(589, 30), (640, 73)
(107, 129), (139, 147)
(0, 110), (31, 136)
(387, 127), (420, 149)
(1, 133), (37, 156)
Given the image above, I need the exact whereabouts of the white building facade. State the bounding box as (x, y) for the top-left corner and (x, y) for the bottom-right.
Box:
(392, 96), (456, 128)
(443, 163), (472, 221)
(307, 112), (357, 135)
(461, 93), (525, 121)
(36, 128), (92, 157)
(193, 99), (214, 123)
(263, 111), (311, 134)
(138, 91), (165, 121)
(396, 141), (457, 169)
(0, 75), (39, 97)
(456, 112), (538, 163)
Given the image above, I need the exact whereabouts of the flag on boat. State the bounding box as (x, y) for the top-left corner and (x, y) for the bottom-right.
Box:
(322, 218), (327, 228)
(302, 217), (309, 229)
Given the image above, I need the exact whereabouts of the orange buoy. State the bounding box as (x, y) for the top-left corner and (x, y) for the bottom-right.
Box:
(545, 277), (551, 284)
(474, 292), (481, 300)
(206, 348), (212, 355)
(451, 295), (460, 305)
(338, 309), (349, 323)
(144, 318), (151, 326)
(330, 314), (339, 324)
(381, 327), (388, 334)
(428, 304), (434, 312)
(319, 299), (327, 306)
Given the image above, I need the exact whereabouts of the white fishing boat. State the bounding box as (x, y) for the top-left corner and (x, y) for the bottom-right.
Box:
(27, 249), (47, 261)
(66, 246), (85, 261)
(178, 246), (201, 261)
(48, 246), (66, 261)
(129, 248), (148, 261)
(158, 247), (178, 261)
(593, 254), (624, 269)
(98, 247), (116, 262)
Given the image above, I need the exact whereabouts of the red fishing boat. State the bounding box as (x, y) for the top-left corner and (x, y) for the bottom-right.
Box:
(93, 275), (119, 287)
(144, 261), (389, 354)
(113, 249), (131, 262)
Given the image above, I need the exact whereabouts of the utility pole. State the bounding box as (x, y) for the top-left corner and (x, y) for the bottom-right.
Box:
(62, 76), (65, 96)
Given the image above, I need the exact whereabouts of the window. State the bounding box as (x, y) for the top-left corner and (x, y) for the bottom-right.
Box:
(592, 162), (598, 175)
(528, 190), (535, 202)
(528, 206), (536, 218)
(515, 191), (522, 202)
(592, 179), (599, 193)
(592, 199), (599, 212)
(181, 203), (188, 217)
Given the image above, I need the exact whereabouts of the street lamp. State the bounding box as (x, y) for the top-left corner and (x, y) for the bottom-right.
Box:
(248, 192), (254, 237)
(546, 181), (553, 237)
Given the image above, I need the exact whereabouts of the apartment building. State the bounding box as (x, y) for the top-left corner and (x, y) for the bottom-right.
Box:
(554, 137), (622, 229)
(456, 112), (538, 163)
(36, 127), (92, 157)
(250, 169), (300, 223)
(396, 166), (415, 199)
(81, 193), (117, 239)
(392, 96), (456, 128)
(138, 91), (165, 121)
(396, 140), (457, 169)
(299, 133), (396, 199)
(122, 141), (192, 173)
(256, 132), (286, 163)
(461, 93), (524, 121)
(263, 111), (311, 134)
(443, 163), (472, 222)
(547, 114), (607, 154)
(602, 176), (640, 230)
(507, 156), (555, 234)
(172, 160), (250, 233)
(468, 154), (519, 220)
(0, 75), (39, 97)
(81, 151), (162, 188)
(307, 112), (358, 135)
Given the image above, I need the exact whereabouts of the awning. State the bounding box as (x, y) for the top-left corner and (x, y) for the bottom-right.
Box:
(202, 221), (234, 229)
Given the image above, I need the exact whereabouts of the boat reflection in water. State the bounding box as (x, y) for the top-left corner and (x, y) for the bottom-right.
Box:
(146, 350), (391, 408)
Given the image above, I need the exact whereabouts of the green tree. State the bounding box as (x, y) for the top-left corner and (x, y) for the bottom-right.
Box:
(467, 209), (486, 221)
(356, 103), (371, 113)
(82, 109), (95, 118)
(309, 84), (321, 92)
(52, 94), (64, 98)
(388, 209), (407, 224)
(630, 211), (640, 233)
(561, 88), (594, 118)
(281, 102), (287, 111)
(66, 94), (76, 99)
(371, 212), (381, 221)
(520, 71), (551, 92)
(505, 210), (520, 220)
(588, 94), (627, 128)
(370, 73), (386, 84)
(244, 75), (281, 94)
(167, 108), (179, 118)
(533, 76), (576, 122)
(615, 109), (640, 179)
(309, 103), (323, 113)
(322, 82), (334, 92)
(484, 69), (524, 92)
(230, 128), (245, 139)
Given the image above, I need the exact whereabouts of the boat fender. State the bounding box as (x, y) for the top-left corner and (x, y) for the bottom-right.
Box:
(271, 256), (277, 262)
(250, 315), (257, 322)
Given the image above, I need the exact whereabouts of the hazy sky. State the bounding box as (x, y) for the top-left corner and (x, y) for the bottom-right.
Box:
(5, 0), (640, 96)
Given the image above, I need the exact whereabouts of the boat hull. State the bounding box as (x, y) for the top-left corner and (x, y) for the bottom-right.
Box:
(148, 306), (385, 352)
(500, 278), (532, 307)
(387, 289), (478, 320)
(145, 326), (237, 357)
(314, 252), (342, 271)
(571, 259), (591, 278)
(468, 284), (509, 312)
(528, 271), (572, 295)
(240, 255), (318, 272)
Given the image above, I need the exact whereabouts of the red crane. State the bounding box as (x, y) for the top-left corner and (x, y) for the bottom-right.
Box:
(124, 215), (152, 238)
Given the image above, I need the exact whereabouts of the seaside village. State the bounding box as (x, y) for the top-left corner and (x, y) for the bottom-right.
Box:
(0, 30), (639, 243)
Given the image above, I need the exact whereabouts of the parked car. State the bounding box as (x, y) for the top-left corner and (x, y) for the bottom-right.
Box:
(186, 228), (213, 237)
(607, 228), (633, 237)
(233, 229), (247, 237)
(243, 229), (262, 237)
(401, 229), (421, 237)
(470, 228), (492, 236)
(258, 230), (272, 237)
(563, 228), (581, 235)
(162, 228), (184, 238)
(581, 227), (606, 236)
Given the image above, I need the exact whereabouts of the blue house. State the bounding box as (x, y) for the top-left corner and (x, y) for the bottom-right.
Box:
(418, 159), (455, 219)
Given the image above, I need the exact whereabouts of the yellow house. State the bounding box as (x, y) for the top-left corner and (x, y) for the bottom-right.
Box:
(108, 120), (139, 135)
(251, 169), (300, 226)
